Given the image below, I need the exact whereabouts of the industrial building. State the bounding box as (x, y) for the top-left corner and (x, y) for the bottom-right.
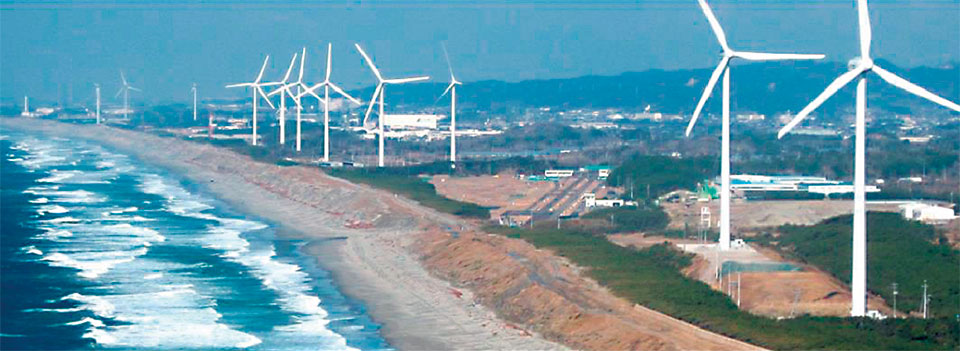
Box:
(900, 203), (957, 223)
(729, 174), (880, 196)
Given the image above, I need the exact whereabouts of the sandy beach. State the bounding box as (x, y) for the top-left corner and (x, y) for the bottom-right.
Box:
(2, 118), (762, 351)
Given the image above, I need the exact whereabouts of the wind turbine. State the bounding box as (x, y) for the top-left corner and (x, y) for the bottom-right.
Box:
(266, 52), (301, 146)
(299, 43), (362, 162)
(116, 71), (141, 120)
(777, 0), (960, 317)
(191, 83), (198, 121)
(95, 84), (101, 124)
(439, 43), (462, 166)
(686, 0), (824, 251)
(290, 47), (313, 151)
(354, 43), (430, 167)
(226, 55), (279, 146)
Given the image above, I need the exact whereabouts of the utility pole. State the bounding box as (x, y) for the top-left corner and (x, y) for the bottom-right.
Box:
(892, 282), (898, 318)
(923, 280), (929, 319)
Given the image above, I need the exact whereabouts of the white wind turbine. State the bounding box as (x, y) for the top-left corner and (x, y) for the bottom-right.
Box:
(777, 0), (960, 317)
(266, 52), (301, 146)
(116, 71), (141, 120)
(686, 0), (824, 251)
(191, 83), (198, 121)
(291, 48), (314, 151)
(439, 43), (462, 165)
(298, 43), (362, 162)
(95, 83), (101, 124)
(355, 43), (430, 167)
(226, 56), (279, 146)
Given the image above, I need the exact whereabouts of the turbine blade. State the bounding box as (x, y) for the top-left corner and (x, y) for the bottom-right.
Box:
(363, 84), (383, 127)
(734, 52), (825, 61)
(305, 89), (321, 105)
(128, 87), (141, 92)
(298, 47), (307, 83)
(873, 66), (960, 112)
(697, 0), (729, 51)
(440, 83), (455, 99)
(778, 67), (865, 139)
(115, 88), (123, 99)
(298, 83), (322, 99)
(685, 56), (729, 137)
(325, 43), (333, 82)
(225, 83), (252, 88)
(257, 87), (276, 109)
(266, 86), (285, 97)
(120, 71), (127, 85)
(442, 42), (455, 81)
(256, 55), (270, 83)
(354, 44), (383, 81)
(329, 83), (362, 105)
(858, 0), (872, 58)
(385, 76), (430, 84)
(283, 53), (298, 82)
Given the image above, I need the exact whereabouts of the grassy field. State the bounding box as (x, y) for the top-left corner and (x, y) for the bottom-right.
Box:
(328, 168), (490, 219)
(490, 223), (959, 350)
(580, 205), (670, 233)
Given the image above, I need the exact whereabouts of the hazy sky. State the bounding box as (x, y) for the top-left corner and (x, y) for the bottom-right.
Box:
(2, 0), (958, 105)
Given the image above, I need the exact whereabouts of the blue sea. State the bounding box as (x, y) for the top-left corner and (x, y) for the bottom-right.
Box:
(0, 133), (392, 351)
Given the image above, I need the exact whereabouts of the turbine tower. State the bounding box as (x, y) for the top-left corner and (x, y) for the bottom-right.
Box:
(266, 52), (301, 145)
(95, 84), (101, 124)
(191, 83), (198, 121)
(355, 43), (430, 167)
(116, 71), (141, 120)
(299, 43), (362, 162)
(226, 56), (279, 146)
(439, 43), (462, 166)
(777, 0), (960, 317)
(686, 0), (824, 251)
(290, 47), (313, 152)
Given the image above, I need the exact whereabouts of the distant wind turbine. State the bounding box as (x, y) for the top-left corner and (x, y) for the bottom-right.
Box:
(777, 0), (960, 317)
(266, 52), (301, 145)
(226, 56), (279, 146)
(95, 84), (101, 124)
(686, 0), (824, 251)
(439, 43), (462, 166)
(116, 71), (141, 120)
(299, 43), (362, 162)
(191, 83), (198, 121)
(355, 43), (430, 167)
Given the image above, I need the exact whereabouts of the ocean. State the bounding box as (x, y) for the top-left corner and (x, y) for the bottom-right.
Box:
(0, 133), (392, 351)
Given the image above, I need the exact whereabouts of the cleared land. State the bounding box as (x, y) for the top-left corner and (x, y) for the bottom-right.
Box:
(608, 234), (891, 318)
(662, 199), (903, 232)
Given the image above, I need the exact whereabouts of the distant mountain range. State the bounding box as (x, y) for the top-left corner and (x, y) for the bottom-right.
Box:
(350, 59), (959, 118)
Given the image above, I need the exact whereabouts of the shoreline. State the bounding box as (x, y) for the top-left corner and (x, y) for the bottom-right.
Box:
(1, 118), (564, 350)
(3, 118), (765, 351)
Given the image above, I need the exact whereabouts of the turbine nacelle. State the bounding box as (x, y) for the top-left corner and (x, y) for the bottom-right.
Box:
(848, 57), (874, 71)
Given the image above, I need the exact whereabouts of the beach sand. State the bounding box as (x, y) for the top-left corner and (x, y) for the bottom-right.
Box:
(3, 118), (762, 351)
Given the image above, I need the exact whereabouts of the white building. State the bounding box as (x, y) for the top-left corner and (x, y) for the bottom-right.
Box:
(900, 203), (957, 223)
(545, 169), (575, 178)
(382, 114), (444, 130)
(583, 193), (638, 209)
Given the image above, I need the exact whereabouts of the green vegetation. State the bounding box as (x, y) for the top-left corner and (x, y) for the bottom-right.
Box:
(607, 155), (716, 199)
(767, 212), (960, 318)
(490, 222), (959, 350)
(580, 205), (669, 233)
(329, 168), (490, 219)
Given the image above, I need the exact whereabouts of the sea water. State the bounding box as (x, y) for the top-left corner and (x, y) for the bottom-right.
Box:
(0, 133), (391, 351)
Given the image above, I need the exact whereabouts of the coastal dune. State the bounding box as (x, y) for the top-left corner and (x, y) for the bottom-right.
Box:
(2, 118), (761, 351)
